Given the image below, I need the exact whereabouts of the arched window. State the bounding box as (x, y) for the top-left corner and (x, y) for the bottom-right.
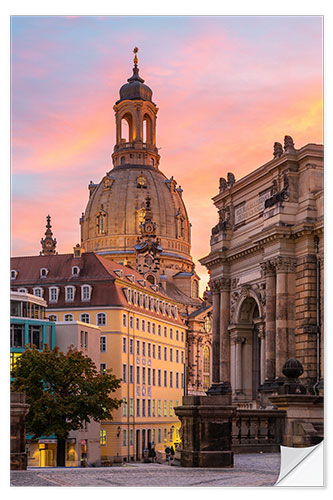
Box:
(122, 314), (127, 327)
(142, 114), (152, 144)
(80, 313), (90, 323)
(81, 285), (92, 301)
(121, 156), (126, 165)
(191, 279), (199, 299)
(97, 313), (106, 326)
(147, 274), (155, 285)
(64, 314), (73, 322)
(203, 346), (210, 391)
(11, 270), (18, 280)
(96, 210), (107, 235)
(120, 113), (133, 142)
(33, 288), (43, 298)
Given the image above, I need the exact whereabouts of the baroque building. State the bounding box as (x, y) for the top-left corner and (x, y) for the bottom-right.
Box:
(200, 137), (324, 408)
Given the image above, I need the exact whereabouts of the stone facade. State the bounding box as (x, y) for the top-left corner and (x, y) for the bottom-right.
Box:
(200, 138), (324, 407)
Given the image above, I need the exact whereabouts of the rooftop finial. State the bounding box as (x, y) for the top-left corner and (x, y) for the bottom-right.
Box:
(40, 214), (57, 256)
(133, 46), (139, 66)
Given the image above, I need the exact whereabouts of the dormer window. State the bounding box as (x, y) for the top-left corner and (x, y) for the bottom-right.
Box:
(72, 266), (80, 276)
(18, 288), (28, 294)
(125, 274), (135, 282)
(81, 284), (92, 302)
(33, 287), (43, 298)
(11, 270), (18, 280)
(65, 286), (75, 302)
(40, 268), (48, 278)
(49, 287), (59, 303)
(114, 270), (123, 278)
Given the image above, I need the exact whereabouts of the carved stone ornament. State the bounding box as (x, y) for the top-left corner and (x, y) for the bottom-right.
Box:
(275, 256), (297, 273)
(209, 279), (220, 294)
(240, 286), (250, 299)
(219, 177), (228, 192)
(260, 260), (276, 277)
(273, 142), (283, 158)
(284, 135), (295, 151)
(209, 277), (230, 292)
(227, 172), (236, 187)
(231, 277), (239, 289)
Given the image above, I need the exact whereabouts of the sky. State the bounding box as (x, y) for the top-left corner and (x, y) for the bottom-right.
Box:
(10, 15), (323, 292)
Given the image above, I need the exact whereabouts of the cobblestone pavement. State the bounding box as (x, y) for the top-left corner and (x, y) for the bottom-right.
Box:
(10, 453), (281, 487)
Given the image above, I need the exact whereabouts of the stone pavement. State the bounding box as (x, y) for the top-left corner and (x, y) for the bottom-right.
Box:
(10, 453), (281, 487)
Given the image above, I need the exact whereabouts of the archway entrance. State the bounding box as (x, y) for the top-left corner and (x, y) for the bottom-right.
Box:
(230, 296), (264, 403)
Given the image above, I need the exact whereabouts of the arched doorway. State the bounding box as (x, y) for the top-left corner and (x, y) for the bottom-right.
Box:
(230, 294), (264, 403)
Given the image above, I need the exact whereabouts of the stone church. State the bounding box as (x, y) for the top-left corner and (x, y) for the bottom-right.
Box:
(200, 137), (324, 408)
(78, 49), (212, 395)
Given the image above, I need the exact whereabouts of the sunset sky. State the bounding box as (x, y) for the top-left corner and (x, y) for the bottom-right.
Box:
(11, 15), (323, 292)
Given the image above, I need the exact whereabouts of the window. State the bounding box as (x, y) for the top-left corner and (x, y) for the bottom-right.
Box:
(181, 331), (184, 342)
(65, 286), (75, 302)
(100, 336), (106, 352)
(158, 369), (161, 387)
(192, 279), (199, 298)
(80, 313), (90, 324)
(176, 372), (179, 388)
(18, 288), (28, 293)
(29, 325), (42, 349)
(100, 429), (106, 446)
(176, 330), (179, 341)
(97, 313), (106, 326)
(169, 401), (173, 417)
(136, 340), (140, 355)
(129, 398), (134, 416)
(72, 266), (79, 276)
(136, 366), (140, 384)
(164, 326), (167, 337)
(136, 318), (140, 330)
(152, 368), (156, 386)
(158, 346), (161, 360)
(152, 344), (156, 358)
(158, 325), (161, 336)
(142, 367), (146, 385)
(123, 337), (127, 353)
(130, 429), (134, 446)
(129, 365), (134, 383)
(164, 370), (167, 387)
(203, 346), (210, 372)
(170, 348), (173, 362)
(33, 288), (43, 297)
(148, 399), (151, 417)
(170, 372), (173, 388)
(100, 363), (107, 375)
(40, 268), (48, 278)
(203, 375), (210, 391)
(10, 324), (24, 348)
(142, 341), (146, 357)
(81, 285), (92, 301)
(164, 347), (167, 361)
(181, 351), (184, 364)
(80, 330), (88, 348)
(49, 287), (59, 303)
(152, 428), (155, 444)
(64, 314), (73, 321)
(122, 429), (127, 447)
(158, 400), (161, 417)
(152, 400), (156, 417)
(147, 321), (151, 333)
(164, 428), (167, 442)
(158, 428), (161, 443)
(122, 314), (127, 327)
(181, 373), (184, 389)
(11, 270), (17, 280)
(148, 343), (151, 357)
(152, 323), (156, 335)
(129, 338), (134, 354)
(122, 364), (127, 383)
(170, 328), (173, 339)
(142, 399), (146, 417)
(148, 368), (151, 385)
(163, 400), (167, 417)
(176, 350), (179, 363)
(129, 316), (133, 328)
(136, 399), (140, 416)
(142, 319), (145, 332)
(122, 398), (127, 417)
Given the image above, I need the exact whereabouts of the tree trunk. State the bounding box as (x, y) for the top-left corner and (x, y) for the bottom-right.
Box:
(56, 438), (66, 467)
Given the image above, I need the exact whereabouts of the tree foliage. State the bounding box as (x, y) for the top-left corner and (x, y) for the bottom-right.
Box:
(11, 345), (122, 441)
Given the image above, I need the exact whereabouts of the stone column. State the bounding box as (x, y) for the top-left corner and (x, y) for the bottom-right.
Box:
(258, 325), (266, 385)
(234, 337), (243, 394)
(260, 260), (276, 381)
(220, 278), (231, 390)
(275, 257), (296, 378)
(210, 280), (221, 385)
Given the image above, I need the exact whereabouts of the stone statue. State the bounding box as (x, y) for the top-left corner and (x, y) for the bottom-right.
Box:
(284, 135), (295, 151)
(227, 172), (235, 187)
(273, 142), (283, 158)
(219, 177), (228, 192)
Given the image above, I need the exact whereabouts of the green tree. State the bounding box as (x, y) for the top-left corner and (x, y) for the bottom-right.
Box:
(11, 345), (122, 467)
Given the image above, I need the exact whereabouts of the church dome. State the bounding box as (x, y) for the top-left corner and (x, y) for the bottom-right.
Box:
(80, 164), (192, 273)
(118, 66), (153, 103)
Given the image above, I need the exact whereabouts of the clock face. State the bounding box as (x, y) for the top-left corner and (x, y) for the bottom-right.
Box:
(137, 175), (146, 186)
(144, 222), (154, 233)
(103, 177), (113, 188)
(46, 241), (52, 247)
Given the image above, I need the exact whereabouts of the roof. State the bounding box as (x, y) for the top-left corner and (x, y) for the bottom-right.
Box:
(187, 302), (212, 319)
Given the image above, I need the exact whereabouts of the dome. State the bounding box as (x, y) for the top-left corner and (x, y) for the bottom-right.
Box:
(80, 164), (192, 273)
(118, 66), (153, 103)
